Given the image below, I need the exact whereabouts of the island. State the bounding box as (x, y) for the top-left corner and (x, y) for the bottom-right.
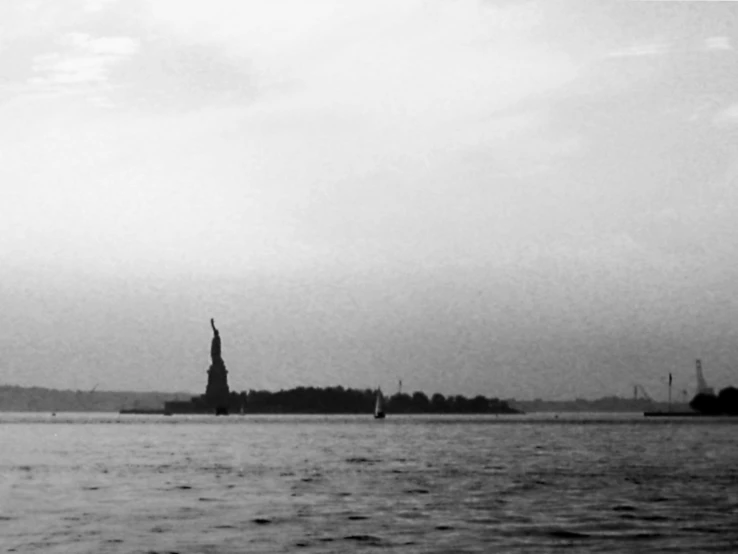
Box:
(118, 319), (521, 416)
(123, 319), (246, 415)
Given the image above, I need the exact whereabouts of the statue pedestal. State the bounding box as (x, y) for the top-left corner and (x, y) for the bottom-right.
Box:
(205, 360), (230, 413)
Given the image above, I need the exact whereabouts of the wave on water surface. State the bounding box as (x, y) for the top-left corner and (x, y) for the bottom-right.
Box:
(1, 413), (737, 553)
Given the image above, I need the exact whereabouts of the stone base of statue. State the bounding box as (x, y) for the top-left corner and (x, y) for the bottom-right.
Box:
(204, 359), (230, 413)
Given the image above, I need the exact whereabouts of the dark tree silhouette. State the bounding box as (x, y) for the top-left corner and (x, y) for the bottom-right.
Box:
(240, 386), (519, 414)
(431, 393), (448, 412)
(690, 392), (720, 414)
(718, 386), (738, 415)
(412, 391), (430, 411)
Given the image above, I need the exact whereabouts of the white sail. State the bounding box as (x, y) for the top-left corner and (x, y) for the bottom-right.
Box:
(374, 389), (385, 417)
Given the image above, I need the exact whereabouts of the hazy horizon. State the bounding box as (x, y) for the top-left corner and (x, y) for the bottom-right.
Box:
(2, 0), (738, 401)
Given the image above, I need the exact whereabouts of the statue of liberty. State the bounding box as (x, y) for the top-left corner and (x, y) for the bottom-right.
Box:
(210, 318), (221, 362)
(205, 318), (229, 413)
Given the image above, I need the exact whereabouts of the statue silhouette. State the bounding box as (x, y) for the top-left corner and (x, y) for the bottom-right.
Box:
(206, 318), (229, 414)
(210, 318), (221, 362)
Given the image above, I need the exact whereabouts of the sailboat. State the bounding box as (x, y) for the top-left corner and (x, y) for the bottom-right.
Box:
(374, 388), (386, 419)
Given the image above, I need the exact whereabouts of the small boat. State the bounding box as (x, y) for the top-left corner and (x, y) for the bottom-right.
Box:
(374, 388), (385, 419)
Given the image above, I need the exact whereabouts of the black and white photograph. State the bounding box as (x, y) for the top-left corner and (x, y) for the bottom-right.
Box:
(1, 0), (738, 552)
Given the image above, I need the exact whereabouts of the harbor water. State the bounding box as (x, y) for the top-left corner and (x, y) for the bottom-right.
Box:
(1, 413), (737, 553)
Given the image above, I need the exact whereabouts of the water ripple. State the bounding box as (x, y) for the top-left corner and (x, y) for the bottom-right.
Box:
(1, 413), (737, 552)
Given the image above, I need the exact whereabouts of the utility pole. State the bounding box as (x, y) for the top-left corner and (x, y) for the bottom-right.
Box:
(668, 373), (672, 412)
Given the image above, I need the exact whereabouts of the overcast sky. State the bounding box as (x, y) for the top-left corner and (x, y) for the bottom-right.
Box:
(1, 0), (738, 400)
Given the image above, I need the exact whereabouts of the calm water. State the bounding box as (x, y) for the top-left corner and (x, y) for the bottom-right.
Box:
(1, 413), (737, 553)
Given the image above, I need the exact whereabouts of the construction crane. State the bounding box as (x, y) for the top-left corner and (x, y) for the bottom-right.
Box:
(695, 359), (714, 395)
(633, 384), (654, 402)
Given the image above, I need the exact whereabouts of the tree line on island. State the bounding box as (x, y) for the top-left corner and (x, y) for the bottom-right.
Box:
(0, 385), (518, 414)
(234, 387), (520, 414)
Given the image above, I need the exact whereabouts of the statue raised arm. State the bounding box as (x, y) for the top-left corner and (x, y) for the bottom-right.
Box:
(210, 318), (221, 361)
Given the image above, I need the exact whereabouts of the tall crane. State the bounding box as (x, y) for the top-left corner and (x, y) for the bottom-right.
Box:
(633, 384), (654, 402)
(695, 359), (714, 395)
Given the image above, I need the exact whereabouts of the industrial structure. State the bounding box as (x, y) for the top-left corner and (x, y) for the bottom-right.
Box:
(695, 359), (714, 395)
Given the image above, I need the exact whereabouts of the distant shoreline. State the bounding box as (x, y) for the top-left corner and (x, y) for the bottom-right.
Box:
(0, 385), (520, 415)
(0, 384), (685, 414)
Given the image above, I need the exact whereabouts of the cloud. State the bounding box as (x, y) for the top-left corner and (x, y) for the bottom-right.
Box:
(84, 0), (120, 12)
(105, 39), (255, 111)
(28, 33), (138, 93)
(608, 35), (733, 60)
(67, 33), (138, 56)
(705, 36), (732, 51)
(0, 0), (587, 277)
(6, 1), (577, 120)
(144, 0), (576, 118)
(713, 103), (738, 126)
(608, 41), (669, 58)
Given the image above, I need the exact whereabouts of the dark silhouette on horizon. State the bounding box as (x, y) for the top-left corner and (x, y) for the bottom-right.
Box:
(210, 318), (221, 361)
(152, 318), (521, 416)
(241, 387), (519, 415)
(689, 386), (738, 415)
(681, 360), (737, 416)
(161, 319), (244, 415)
(204, 318), (230, 413)
(118, 318), (521, 416)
